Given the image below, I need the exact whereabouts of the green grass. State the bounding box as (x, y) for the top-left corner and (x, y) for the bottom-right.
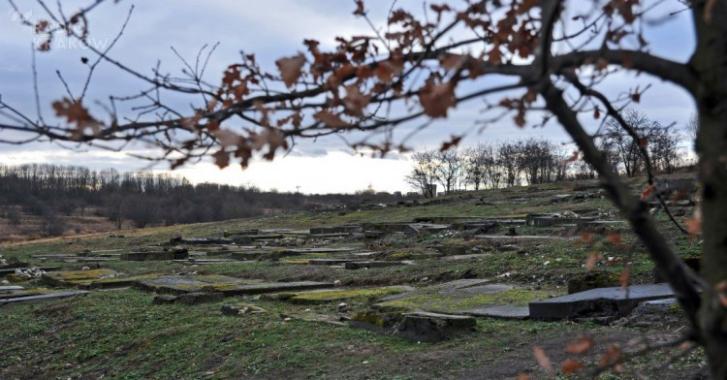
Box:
(0, 177), (704, 379)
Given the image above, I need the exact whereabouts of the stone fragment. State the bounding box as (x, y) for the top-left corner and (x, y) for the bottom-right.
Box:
(221, 303), (266, 316)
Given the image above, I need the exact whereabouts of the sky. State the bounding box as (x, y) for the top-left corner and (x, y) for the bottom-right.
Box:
(0, 0), (697, 194)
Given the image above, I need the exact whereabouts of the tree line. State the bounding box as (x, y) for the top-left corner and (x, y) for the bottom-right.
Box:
(0, 164), (402, 236)
(407, 110), (684, 196)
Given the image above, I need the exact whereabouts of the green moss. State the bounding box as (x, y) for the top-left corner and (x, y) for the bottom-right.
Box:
(377, 288), (553, 313)
(278, 286), (412, 304)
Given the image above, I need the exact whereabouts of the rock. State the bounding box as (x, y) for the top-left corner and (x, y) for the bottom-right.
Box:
(566, 271), (620, 294)
(221, 303), (266, 316)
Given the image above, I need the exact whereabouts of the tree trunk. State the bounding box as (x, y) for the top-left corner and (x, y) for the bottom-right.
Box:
(692, 1), (727, 377)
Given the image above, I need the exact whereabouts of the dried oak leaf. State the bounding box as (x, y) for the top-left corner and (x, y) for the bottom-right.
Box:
(561, 359), (584, 375)
(343, 85), (370, 117)
(419, 82), (455, 118)
(532, 346), (553, 373)
(565, 336), (594, 354)
(314, 110), (350, 128)
(213, 149), (230, 169)
(275, 53), (306, 88)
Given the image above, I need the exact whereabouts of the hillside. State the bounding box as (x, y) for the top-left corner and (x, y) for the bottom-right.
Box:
(0, 175), (703, 379)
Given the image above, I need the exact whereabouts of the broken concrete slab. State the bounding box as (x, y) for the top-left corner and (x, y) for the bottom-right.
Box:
(529, 283), (675, 320)
(209, 281), (334, 296)
(441, 254), (490, 261)
(307, 258), (361, 266)
(265, 286), (414, 304)
(0, 285), (25, 292)
(0, 290), (89, 307)
(230, 234), (284, 244)
(135, 275), (251, 294)
(169, 236), (233, 245)
(41, 269), (119, 287)
(376, 280), (550, 319)
(396, 311), (477, 342)
(351, 310), (476, 342)
(309, 225), (362, 235)
(475, 235), (574, 243)
(344, 261), (409, 270)
(362, 222), (450, 236)
(121, 248), (189, 261)
(526, 213), (597, 227)
(463, 305), (529, 320)
(152, 292), (224, 305)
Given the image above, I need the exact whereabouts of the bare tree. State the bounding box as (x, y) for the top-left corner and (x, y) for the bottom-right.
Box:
(433, 150), (462, 194)
(4, 0), (727, 375)
(405, 151), (438, 197)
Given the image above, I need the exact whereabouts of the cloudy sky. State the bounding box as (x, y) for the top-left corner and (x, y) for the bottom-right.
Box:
(0, 0), (696, 193)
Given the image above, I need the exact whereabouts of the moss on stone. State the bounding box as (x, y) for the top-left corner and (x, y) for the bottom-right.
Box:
(376, 288), (552, 314)
(273, 286), (412, 304)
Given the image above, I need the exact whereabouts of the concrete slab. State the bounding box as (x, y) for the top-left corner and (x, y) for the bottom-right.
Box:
(475, 235), (574, 243)
(211, 281), (334, 296)
(41, 269), (119, 287)
(464, 305), (529, 320)
(0, 290), (89, 306)
(266, 286), (414, 304)
(135, 275), (251, 294)
(344, 261), (409, 270)
(121, 249), (189, 261)
(529, 283), (675, 320)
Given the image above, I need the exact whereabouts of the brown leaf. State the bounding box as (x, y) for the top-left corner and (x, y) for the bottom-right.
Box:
(419, 82), (455, 118)
(275, 53), (306, 88)
(375, 60), (402, 83)
(716, 281), (727, 307)
(314, 110), (350, 128)
(686, 209), (702, 236)
(515, 373), (530, 380)
(343, 85), (370, 117)
(353, 0), (366, 16)
(561, 358), (584, 374)
(566, 336), (594, 354)
(213, 149), (230, 169)
(619, 267), (631, 289)
(532, 346), (553, 373)
(606, 232), (622, 246)
(580, 232), (594, 244)
(585, 252), (602, 271)
(705, 0), (717, 23)
(440, 135), (462, 152)
(640, 184), (654, 200)
(598, 344), (622, 368)
(35, 20), (50, 33)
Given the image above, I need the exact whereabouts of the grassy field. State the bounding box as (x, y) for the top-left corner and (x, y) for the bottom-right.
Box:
(0, 179), (706, 379)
